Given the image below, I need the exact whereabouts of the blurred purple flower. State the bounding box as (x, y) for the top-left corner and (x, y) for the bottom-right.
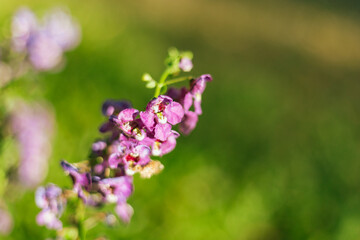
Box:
(115, 203), (134, 224)
(35, 184), (65, 230)
(11, 7), (37, 52)
(92, 140), (107, 152)
(11, 7), (80, 71)
(11, 102), (54, 188)
(43, 8), (81, 51)
(27, 32), (63, 70)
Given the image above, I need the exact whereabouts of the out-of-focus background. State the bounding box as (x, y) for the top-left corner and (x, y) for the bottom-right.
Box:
(1, 0), (360, 239)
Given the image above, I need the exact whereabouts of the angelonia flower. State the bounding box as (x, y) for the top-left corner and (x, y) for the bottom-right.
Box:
(11, 7), (80, 71)
(11, 102), (55, 188)
(167, 74), (213, 134)
(36, 48), (212, 232)
(35, 184), (66, 230)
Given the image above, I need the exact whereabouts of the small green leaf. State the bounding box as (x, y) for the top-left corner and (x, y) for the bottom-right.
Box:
(168, 47), (179, 58)
(146, 81), (156, 89)
(142, 73), (153, 82)
(180, 51), (193, 59)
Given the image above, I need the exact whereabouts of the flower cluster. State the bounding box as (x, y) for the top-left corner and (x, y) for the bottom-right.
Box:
(35, 48), (212, 233)
(167, 74), (213, 134)
(35, 184), (66, 229)
(11, 7), (80, 71)
(0, 6), (79, 237)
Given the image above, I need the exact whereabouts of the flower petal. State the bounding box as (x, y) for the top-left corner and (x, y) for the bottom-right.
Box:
(154, 123), (172, 141)
(165, 101), (184, 125)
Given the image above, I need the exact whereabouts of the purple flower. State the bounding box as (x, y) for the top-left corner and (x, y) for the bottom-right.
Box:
(179, 57), (193, 72)
(98, 176), (134, 223)
(179, 111), (198, 135)
(125, 144), (151, 165)
(92, 140), (107, 152)
(102, 100), (132, 117)
(166, 87), (182, 100)
(99, 100), (133, 141)
(98, 176), (133, 203)
(190, 74), (212, 115)
(153, 122), (172, 142)
(166, 75), (211, 135)
(43, 8), (81, 51)
(98, 121), (121, 141)
(108, 135), (151, 169)
(61, 160), (91, 201)
(141, 95), (184, 127)
(27, 31), (63, 70)
(151, 131), (179, 156)
(11, 7), (37, 52)
(166, 87), (191, 111)
(110, 108), (146, 141)
(11, 102), (54, 188)
(35, 184), (65, 230)
(11, 7), (81, 71)
(190, 74), (212, 95)
(115, 203), (134, 224)
(140, 95), (184, 141)
(0, 208), (13, 235)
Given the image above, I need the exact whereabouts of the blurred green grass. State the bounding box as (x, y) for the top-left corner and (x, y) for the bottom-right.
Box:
(1, 0), (360, 239)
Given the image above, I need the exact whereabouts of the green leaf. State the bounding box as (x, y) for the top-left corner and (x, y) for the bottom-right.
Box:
(146, 80), (156, 89)
(180, 51), (193, 59)
(142, 73), (153, 82)
(168, 47), (179, 58)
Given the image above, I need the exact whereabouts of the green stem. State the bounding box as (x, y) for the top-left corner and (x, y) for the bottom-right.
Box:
(164, 76), (193, 86)
(154, 69), (170, 98)
(78, 219), (86, 240)
(77, 200), (86, 240)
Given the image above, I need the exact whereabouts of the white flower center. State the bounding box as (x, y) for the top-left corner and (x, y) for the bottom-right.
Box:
(156, 112), (167, 124)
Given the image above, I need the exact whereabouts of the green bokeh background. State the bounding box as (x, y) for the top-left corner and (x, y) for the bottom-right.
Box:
(1, 0), (360, 239)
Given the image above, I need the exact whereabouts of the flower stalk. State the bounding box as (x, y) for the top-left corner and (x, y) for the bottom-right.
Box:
(77, 200), (86, 240)
(34, 47), (212, 239)
(164, 76), (194, 86)
(154, 69), (170, 98)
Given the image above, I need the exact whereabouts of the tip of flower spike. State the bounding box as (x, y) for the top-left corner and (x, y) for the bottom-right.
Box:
(202, 74), (213, 82)
(60, 160), (77, 173)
